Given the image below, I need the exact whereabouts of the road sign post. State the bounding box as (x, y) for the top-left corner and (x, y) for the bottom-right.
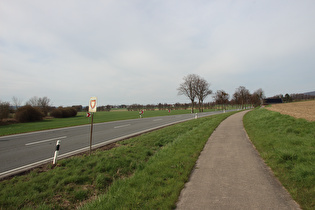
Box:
(89, 113), (94, 155)
(89, 97), (97, 155)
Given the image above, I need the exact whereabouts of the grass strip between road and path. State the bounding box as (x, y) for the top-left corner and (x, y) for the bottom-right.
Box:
(0, 109), (217, 136)
(0, 112), (236, 209)
(244, 108), (315, 210)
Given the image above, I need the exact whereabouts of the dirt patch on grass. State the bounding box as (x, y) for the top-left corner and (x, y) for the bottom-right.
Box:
(266, 100), (315, 122)
(0, 118), (19, 126)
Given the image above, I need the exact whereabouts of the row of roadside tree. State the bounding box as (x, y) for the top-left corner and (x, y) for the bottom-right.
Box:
(177, 74), (265, 113)
(1, 74), (314, 123)
(0, 86), (258, 124)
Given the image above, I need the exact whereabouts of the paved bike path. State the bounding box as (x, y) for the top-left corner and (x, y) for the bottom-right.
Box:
(176, 111), (300, 209)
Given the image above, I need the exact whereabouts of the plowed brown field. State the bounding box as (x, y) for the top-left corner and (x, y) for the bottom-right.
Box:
(266, 100), (315, 122)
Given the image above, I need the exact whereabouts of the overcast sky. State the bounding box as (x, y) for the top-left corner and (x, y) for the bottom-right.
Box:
(1, 0), (314, 107)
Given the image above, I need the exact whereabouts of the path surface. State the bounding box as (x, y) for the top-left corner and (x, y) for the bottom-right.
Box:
(176, 111), (300, 210)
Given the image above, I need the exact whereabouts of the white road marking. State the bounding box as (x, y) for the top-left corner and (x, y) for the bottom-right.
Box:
(25, 136), (67, 146)
(153, 119), (162, 121)
(114, 124), (131, 129)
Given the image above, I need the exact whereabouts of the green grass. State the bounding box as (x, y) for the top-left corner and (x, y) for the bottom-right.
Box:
(0, 109), (216, 136)
(244, 109), (315, 210)
(0, 112), (235, 209)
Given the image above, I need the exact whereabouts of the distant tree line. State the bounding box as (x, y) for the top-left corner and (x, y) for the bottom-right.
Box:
(125, 103), (190, 111)
(97, 105), (112, 112)
(210, 86), (265, 110)
(0, 96), (78, 124)
(269, 93), (315, 103)
(178, 74), (266, 112)
(1, 80), (313, 125)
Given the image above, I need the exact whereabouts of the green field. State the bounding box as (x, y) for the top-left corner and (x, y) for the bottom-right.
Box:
(244, 109), (315, 210)
(2, 108), (311, 209)
(0, 109), (216, 136)
(0, 112), (235, 209)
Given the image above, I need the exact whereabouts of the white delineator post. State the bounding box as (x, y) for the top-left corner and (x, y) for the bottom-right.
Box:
(53, 140), (61, 165)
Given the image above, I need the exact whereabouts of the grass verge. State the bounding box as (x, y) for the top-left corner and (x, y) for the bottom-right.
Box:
(244, 108), (315, 210)
(0, 112), (235, 209)
(0, 109), (216, 136)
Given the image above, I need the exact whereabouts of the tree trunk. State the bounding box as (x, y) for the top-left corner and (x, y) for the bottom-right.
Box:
(191, 100), (194, 113)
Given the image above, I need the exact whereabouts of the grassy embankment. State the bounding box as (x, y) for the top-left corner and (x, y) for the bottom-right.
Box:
(244, 108), (315, 210)
(0, 109), (217, 136)
(0, 112), (235, 209)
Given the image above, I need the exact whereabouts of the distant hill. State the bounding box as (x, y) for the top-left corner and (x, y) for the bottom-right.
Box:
(303, 91), (315, 96)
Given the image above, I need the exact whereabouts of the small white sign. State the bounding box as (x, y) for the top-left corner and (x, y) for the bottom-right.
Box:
(89, 97), (97, 112)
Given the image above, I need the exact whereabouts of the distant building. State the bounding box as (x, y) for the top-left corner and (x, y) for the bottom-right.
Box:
(263, 98), (283, 105)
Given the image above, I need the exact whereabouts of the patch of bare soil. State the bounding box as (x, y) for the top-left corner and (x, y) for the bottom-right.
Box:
(266, 100), (315, 122)
(0, 118), (19, 126)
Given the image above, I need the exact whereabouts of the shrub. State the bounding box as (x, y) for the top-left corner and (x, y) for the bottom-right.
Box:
(50, 108), (63, 118)
(15, 105), (44, 123)
(0, 102), (10, 121)
(50, 107), (77, 118)
(64, 107), (77, 118)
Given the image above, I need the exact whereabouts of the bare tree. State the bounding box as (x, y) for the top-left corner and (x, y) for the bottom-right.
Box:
(26, 96), (51, 116)
(127, 104), (143, 111)
(251, 88), (265, 107)
(283, 94), (292, 103)
(178, 74), (199, 113)
(233, 86), (250, 109)
(0, 101), (10, 121)
(26, 96), (40, 107)
(38, 97), (51, 115)
(12, 96), (22, 110)
(195, 77), (212, 112)
(213, 90), (229, 110)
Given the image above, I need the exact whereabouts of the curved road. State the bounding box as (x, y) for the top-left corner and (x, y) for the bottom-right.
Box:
(0, 110), (230, 179)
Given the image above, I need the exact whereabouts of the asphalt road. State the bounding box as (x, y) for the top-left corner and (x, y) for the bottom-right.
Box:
(0, 110), (227, 179)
